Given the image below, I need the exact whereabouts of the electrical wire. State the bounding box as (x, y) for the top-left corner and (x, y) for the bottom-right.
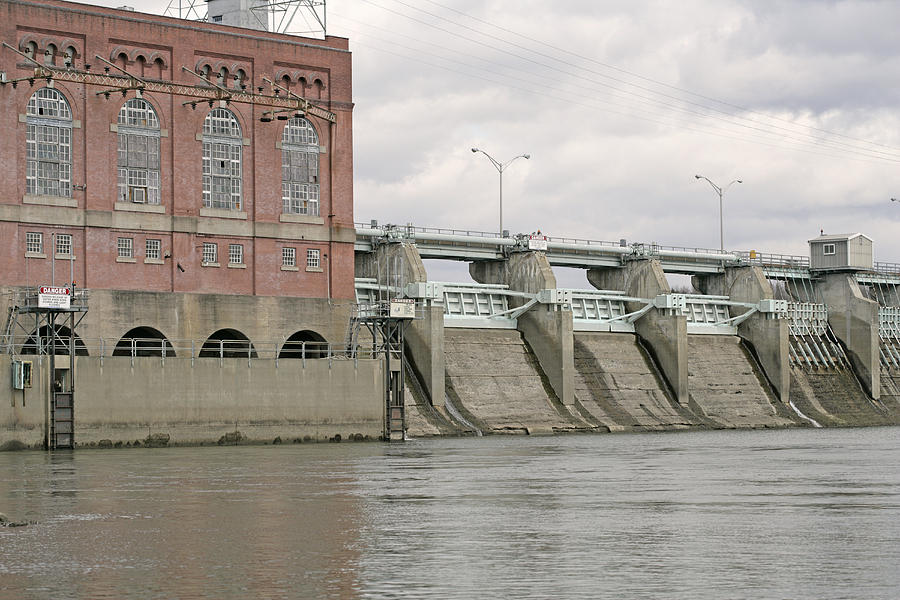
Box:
(335, 0), (900, 163)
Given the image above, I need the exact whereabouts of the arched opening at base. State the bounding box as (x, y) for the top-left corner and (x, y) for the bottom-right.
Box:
(279, 330), (328, 359)
(199, 328), (257, 358)
(113, 327), (176, 357)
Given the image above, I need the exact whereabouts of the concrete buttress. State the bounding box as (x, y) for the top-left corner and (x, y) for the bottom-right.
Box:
(469, 253), (575, 406)
(693, 266), (790, 402)
(815, 273), (880, 399)
(355, 242), (445, 407)
(588, 260), (689, 405)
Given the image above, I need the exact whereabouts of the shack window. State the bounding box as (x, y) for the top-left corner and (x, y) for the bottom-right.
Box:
(823, 243), (836, 256)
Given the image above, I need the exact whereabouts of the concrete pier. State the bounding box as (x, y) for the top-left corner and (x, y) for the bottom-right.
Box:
(693, 266), (790, 402)
(588, 259), (689, 405)
(470, 252), (575, 406)
(816, 273), (881, 399)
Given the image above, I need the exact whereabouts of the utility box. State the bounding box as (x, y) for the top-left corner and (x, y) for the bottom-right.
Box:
(808, 233), (873, 271)
(11, 360), (33, 389)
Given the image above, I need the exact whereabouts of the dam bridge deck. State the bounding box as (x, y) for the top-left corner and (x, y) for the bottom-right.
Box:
(356, 222), (900, 283)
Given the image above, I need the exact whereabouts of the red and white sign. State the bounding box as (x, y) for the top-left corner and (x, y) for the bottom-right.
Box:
(38, 286), (71, 309)
(528, 235), (548, 251)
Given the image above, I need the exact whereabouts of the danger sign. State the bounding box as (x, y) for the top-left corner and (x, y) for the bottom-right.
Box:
(38, 286), (71, 309)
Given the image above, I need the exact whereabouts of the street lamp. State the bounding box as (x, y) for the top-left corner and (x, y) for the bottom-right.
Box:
(694, 174), (742, 251)
(471, 148), (530, 236)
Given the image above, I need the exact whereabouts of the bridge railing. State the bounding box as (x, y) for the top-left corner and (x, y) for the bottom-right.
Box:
(734, 251), (810, 270)
(874, 262), (900, 276)
(2, 335), (373, 362)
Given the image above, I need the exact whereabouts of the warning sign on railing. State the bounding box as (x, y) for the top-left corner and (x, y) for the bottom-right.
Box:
(528, 235), (548, 251)
(389, 298), (415, 319)
(38, 286), (71, 309)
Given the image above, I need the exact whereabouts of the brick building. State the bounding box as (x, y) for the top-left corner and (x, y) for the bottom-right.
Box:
(0, 0), (356, 348)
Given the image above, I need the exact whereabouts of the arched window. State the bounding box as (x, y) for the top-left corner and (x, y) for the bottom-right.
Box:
(26, 88), (72, 198)
(117, 99), (160, 205)
(281, 117), (319, 216)
(202, 108), (242, 211)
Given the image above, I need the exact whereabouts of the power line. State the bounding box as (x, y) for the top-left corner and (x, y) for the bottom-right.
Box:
(414, 0), (900, 157)
(344, 0), (900, 162)
(346, 37), (900, 166)
(333, 7), (900, 164)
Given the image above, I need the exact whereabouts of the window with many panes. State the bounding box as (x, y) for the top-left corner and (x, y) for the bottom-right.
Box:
(117, 237), (133, 258)
(118, 99), (161, 205)
(281, 118), (319, 216)
(282, 247), (296, 267)
(146, 239), (161, 260)
(307, 248), (320, 269)
(202, 242), (218, 264)
(202, 108), (242, 211)
(56, 234), (72, 256)
(229, 244), (243, 265)
(26, 88), (72, 197)
(26, 232), (43, 254)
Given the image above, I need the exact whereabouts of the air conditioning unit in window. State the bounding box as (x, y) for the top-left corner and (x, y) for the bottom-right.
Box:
(130, 187), (147, 203)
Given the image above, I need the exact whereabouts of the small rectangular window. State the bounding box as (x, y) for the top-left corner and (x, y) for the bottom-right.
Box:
(117, 237), (133, 258)
(282, 247), (296, 267)
(202, 242), (218, 265)
(823, 243), (836, 256)
(146, 239), (161, 260)
(212, 15), (222, 22)
(56, 234), (72, 256)
(26, 232), (43, 254)
(307, 248), (320, 269)
(229, 244), (243, 265)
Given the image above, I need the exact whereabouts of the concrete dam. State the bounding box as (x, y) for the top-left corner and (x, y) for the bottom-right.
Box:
(4, 225), (900, 449)
(357, 225), (900, 438)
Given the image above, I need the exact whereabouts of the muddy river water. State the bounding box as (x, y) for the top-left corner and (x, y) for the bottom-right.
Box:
(1, 427), (899, 599)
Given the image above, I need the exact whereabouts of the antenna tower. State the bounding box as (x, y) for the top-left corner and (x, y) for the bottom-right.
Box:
(164, 0), (326, 37)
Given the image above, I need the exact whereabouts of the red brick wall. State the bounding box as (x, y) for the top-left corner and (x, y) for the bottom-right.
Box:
(0, 0), (354, 300)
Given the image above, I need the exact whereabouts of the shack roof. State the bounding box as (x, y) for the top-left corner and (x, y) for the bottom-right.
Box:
(807, 233), (873, 243)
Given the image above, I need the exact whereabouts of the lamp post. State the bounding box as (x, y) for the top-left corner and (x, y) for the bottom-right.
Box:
(471, 148), (530, 236)
(694, 175), (742, 251)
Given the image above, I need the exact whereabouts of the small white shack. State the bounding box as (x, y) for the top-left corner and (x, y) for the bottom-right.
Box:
(808, 232), (873, 271)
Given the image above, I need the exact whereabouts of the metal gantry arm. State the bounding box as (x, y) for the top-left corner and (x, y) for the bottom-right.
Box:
(0, 42), (337, 122)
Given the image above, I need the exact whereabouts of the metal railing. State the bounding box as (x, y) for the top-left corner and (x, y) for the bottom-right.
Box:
(734, 251), (811, 270)
(10, 288), (90, 311)
(2, 335), (377, 363)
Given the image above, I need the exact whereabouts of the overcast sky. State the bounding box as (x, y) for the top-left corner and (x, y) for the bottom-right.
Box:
(76, 0), (900, 283)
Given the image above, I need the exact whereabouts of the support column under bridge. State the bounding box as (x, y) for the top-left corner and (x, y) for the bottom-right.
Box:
(693, 266), (790, 402)
(355, 242), (445, 407)
(469, 252), (575, 406)
(588, 260), (689, 405)
(816, 273), (880, 399)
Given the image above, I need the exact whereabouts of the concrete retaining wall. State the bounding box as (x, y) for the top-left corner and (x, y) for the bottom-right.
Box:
(1, 355), (384, 448)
